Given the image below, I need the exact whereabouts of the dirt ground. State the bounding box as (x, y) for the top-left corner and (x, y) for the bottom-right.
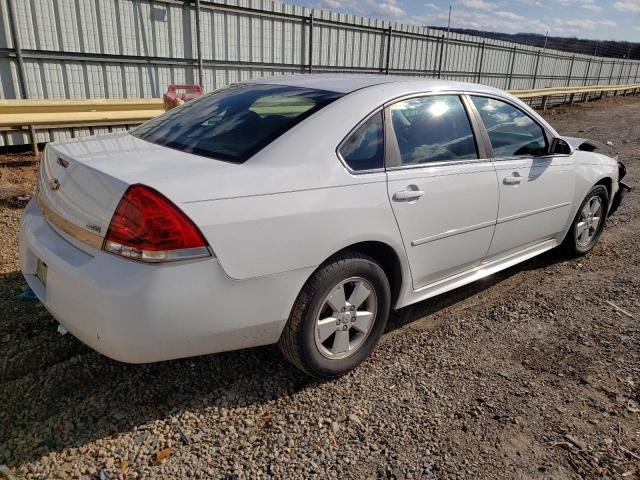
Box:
(1, 96), (639, 479)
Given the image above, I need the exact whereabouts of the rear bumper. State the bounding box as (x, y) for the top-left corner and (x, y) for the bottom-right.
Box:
(19, 200), (311, 363)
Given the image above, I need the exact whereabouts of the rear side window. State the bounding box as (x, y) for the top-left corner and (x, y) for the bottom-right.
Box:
(133, 84), (343, 163)
(470, 96), (547, 157)
(389, 95), (477, 165)
(339, 112), (384, 171)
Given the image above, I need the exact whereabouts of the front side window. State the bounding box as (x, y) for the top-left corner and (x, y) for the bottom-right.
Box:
(470, 96), (547, 157)
(339, 112), (384, 171)
(389, 95), (478, 166)
(134, 84), (343, 163)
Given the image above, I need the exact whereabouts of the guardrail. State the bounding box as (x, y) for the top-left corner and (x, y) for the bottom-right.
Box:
(0, 98), (164, 129)
(511, 82), (640, 109)
(1, 82), (639, 155)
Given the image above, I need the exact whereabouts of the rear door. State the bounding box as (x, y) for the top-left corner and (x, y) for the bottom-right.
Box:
(468, 95), (575, 257)
(384, 94), (499, 290)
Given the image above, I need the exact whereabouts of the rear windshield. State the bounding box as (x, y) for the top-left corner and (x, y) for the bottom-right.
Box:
(133, 84), (343, 163)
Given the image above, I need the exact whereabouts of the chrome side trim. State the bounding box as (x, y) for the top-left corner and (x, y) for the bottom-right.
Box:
(490, 154), (572, 163)
(385, 158), (491, 171)
(36, 192), (104, 250)
(497, 202), (571, 224)
(411, 219), (496, 246)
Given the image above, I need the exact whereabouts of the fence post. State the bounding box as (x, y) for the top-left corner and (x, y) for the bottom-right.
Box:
(307, 13), (314, 73)
(608, 60), (614, 84)
(6, 0), (39, 159)
(582, 57), (591, 102)
(583, 57), (591, 85)
(507, 45), (516, 90)
(617, 61), (624, 85)
(596, 58), (603, 85)
(566, 55), (575, 86)
(475, 41), (485, 83)
(532, 50), (540, 89)
(194, 0), (204, 87)
(385, 26), (392, 74)
(437, 34), (445, 79)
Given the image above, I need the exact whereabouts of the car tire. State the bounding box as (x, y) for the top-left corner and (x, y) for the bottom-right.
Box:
(278, 252), (391, 378)
(563, 184), (609, 256)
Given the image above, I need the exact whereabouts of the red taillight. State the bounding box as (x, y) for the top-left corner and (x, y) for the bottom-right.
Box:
(103, 184), (211, 262)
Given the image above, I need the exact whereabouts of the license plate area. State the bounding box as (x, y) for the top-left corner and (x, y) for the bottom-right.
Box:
(36, 258), (48, 286)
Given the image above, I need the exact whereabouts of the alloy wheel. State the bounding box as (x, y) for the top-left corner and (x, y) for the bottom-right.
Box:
(576, 195), (603, 247)
(314, 277), (377, 360)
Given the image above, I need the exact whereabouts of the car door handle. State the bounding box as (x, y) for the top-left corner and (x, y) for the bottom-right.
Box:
(393, 188), (425, 201)
(503, 174), (521, 185)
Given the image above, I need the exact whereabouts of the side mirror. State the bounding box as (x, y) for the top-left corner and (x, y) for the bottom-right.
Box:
(550, 138), (572, 155)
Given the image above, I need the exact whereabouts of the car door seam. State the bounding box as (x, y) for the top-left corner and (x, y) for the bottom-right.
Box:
(484, 158), (501, 258)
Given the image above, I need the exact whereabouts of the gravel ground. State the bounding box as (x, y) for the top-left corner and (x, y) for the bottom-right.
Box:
(1, 96), (639, 480)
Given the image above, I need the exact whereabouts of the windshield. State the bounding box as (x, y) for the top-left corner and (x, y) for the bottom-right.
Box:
(133, 84), (343, 163)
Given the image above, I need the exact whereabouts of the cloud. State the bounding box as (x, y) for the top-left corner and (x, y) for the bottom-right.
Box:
(613, 0), (640, 12)
(425, 2), (440, 9)
(557, 0), (602, 7)
(419, 7), (547, 33)
(457, 0), (497, 10)
(320, 0), (352, 8)
(552, 18), (617, 32)
(375, 0), (406, 17)
(495, 11), (525, 21)
(581, 3), (602, 11)
(513, 0), (545, 6)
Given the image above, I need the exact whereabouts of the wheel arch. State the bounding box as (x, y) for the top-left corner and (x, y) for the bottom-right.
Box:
(316, 240), (407, 308)
(595, 176), (613, 199)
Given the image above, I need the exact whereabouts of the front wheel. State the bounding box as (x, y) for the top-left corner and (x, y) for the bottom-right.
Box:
(563, 185), (609, 256)
(278, 252), (391, 378)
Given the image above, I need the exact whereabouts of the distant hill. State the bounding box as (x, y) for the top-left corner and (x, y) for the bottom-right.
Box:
(433, 28), (639, 60)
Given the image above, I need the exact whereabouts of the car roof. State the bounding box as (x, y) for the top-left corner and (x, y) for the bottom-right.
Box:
(248, 73), (505, 95)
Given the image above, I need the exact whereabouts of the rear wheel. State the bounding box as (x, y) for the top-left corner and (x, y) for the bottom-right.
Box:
(563, 185), (609, 255)
(278, 252), (391, 378)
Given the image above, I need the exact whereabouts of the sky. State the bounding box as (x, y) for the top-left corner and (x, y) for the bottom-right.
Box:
(290, 0), (640, 42)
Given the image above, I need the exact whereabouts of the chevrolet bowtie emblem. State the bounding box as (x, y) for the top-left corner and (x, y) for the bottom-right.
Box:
(48, 178), (61, 191)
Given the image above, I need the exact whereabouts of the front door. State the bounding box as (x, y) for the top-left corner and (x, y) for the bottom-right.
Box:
(385, 94), (499, 290)
(468, 96), (575, 257)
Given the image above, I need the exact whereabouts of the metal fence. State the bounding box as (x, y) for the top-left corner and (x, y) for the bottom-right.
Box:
(1, 0), (639, 147)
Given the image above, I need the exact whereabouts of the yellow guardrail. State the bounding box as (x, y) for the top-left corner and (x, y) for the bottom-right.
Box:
(0, 82), (639, 129)
(0, 98), (164, 128)
(510, 82), (640, 99)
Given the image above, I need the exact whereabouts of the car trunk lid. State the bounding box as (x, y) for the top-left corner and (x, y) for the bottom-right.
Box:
(37, 143), (129, 251)
(37, 131), (231, 251)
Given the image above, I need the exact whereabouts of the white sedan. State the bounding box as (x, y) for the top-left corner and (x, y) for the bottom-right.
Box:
(20, 74), (629, 377)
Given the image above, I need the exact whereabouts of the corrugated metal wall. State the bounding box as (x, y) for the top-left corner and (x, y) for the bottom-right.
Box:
(1, 0), (639, 146)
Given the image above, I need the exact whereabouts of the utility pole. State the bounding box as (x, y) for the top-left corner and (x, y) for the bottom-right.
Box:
(440, 5), (451, 80)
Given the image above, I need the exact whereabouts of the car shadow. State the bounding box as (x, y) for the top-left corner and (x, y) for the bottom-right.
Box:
(0, 247), (570, 467)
